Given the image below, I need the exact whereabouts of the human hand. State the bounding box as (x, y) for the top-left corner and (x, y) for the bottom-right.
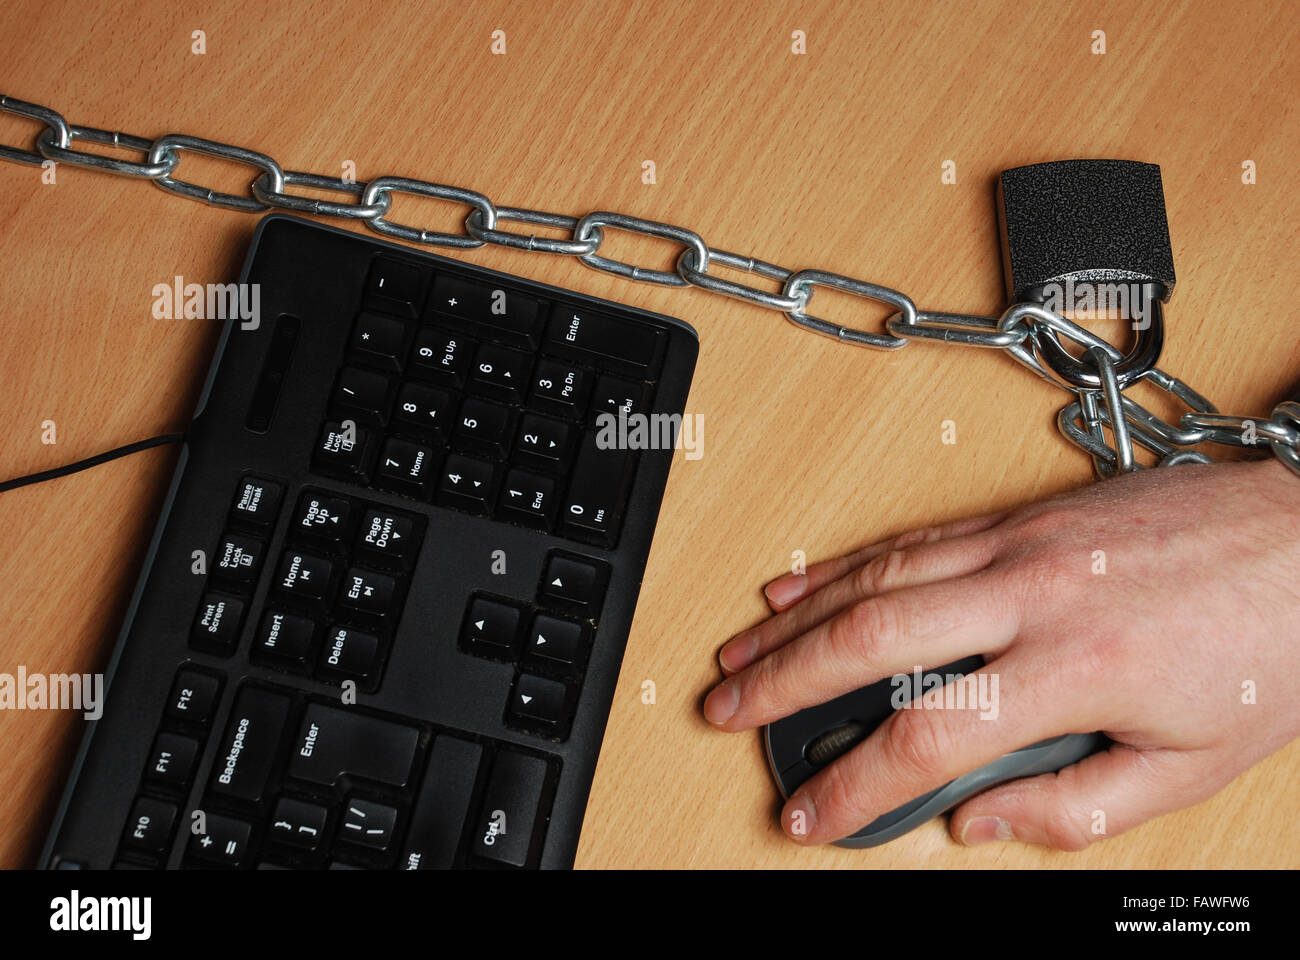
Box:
(703, 459), (1300, 849)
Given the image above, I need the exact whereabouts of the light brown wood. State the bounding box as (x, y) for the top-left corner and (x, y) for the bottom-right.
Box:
(0, 0), (1296, 869)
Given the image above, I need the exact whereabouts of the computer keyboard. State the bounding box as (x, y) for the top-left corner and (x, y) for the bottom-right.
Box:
(40, 215), (698, 870)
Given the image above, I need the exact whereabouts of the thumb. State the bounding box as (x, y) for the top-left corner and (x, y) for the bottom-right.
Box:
(950, 743), (1215, 851)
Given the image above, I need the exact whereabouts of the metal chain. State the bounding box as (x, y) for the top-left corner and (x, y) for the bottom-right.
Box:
(3, 93), (1297, 479)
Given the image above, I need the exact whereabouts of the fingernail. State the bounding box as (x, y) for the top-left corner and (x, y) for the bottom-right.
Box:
(703, 681), (739, 726)
(718, 633), (759, 674)
(764, 575), (808, 607)
(961, 816), (1014, 845)
(783, 794), (815, 842)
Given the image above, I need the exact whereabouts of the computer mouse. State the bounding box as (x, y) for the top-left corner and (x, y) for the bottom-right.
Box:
(763, 656), (1105, 848)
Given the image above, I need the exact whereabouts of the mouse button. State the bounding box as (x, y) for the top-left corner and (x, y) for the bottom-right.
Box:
(770, 758), (818, 799)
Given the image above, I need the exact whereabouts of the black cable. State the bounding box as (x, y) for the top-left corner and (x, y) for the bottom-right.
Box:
(0, 433), (186, 493)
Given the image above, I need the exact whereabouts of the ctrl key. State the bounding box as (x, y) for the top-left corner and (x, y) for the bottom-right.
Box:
(472, 750), (550, 868)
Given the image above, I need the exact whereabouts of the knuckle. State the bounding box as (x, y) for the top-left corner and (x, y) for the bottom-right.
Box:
(1010, 504), (1075, 545)
(745, 652), (787, 710)
(831, 597), (901, 669)
(1038, 766), (1101, 851)
(892, 525), (943, 550)
(856, 548), (912, 595)
(812, 757), (870, 830)
(1011, 541), (1085, 609)
(884, 710), (950, 783)
(1041, 801), (1094, 851)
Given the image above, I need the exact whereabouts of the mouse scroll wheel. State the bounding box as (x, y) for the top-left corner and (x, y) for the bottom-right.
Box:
(806, 721), (869, 767)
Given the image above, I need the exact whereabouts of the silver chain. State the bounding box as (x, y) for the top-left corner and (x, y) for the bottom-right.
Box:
(3, 93), (1297, 480)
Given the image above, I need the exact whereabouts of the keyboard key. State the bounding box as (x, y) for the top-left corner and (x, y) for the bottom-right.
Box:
(429, 275), (542, 346)
(190, 594), (245, 655)
(461, 597), (523, 659)
(559, 435), (632, 545)
(314, 421), (375, 481)
(317, 626), (381, 682)
(508, 674), (569, 731)
(287, 704), (420, 791)
(274, 551), (334, 601)
(209, 686), (292, 804)
(524, 613), (587, 668)
(349, 312), (410, 371)
(339, 798), (398, 851)
(497, 469), (558, 528)
(337, 568), (397, 616)
(529, 359), (590, 417)
(374, 437), (438, 498)
(188, 813), (253, 867)
(331, 366), (394, 425)
(164, 669), (221, 727)
(438, 454), (496, 511)
(213, 533), (265, 586)
(545, 307), (664, 372)
(469, 342), (531, 400)
(365, 257), (429, 314)
(410, 327), (475, 386)
(401, 737), (483, 870)
(514, 414), (570, 465)
(354, 509), (418, 568)
(254, 610), (316, 665)
(144, 732), (200, 791)
(453, 397), (512, 457)
(122, 797), (177, 857)
(268, 797), (329, 852)
(472, 751), (549, 867)
(230, 477), (283, 529)
(589, 375), (649, 424)
(539, 554), (608, 613)
(392, 381), (453, 439)
(291, 493), (355, 544)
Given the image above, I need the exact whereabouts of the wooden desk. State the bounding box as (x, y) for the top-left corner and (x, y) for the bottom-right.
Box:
(1, 0), (1296, 869)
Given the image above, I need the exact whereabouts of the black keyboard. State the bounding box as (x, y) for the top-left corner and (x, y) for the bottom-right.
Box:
(40, 215), (698, 869)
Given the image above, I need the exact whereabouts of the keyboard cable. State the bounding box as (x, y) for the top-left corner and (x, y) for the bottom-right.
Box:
(0, 433), (186, 493)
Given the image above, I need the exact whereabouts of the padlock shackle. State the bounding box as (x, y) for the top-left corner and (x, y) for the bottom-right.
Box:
(1029, 294), (1165, 391)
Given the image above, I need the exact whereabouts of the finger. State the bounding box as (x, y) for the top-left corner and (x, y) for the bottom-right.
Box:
(777, 655), (1094, 845)
(951, 744), (1219, 850)
(761, 511), (1010, 612)
(719, 521), (1005, 676)
(706, 569), (1021, 730)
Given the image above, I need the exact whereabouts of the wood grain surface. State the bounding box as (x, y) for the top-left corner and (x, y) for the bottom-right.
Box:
(0, 0), (1296, 869)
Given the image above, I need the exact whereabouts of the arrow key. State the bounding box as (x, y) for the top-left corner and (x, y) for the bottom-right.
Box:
(461, 596), (523, 660)
(524, 613), (587, 668)
(539, 553), (608, 615)
(508, 674), (570, 733)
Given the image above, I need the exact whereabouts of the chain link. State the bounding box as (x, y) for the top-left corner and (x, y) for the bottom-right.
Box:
(2, 94), (1296, 479)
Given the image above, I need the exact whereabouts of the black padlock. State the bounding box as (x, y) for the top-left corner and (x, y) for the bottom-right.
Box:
(997, 159), (1175, 389)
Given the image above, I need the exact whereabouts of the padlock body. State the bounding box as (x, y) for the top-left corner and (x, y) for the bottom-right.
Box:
(997, 159), (1176, 304)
